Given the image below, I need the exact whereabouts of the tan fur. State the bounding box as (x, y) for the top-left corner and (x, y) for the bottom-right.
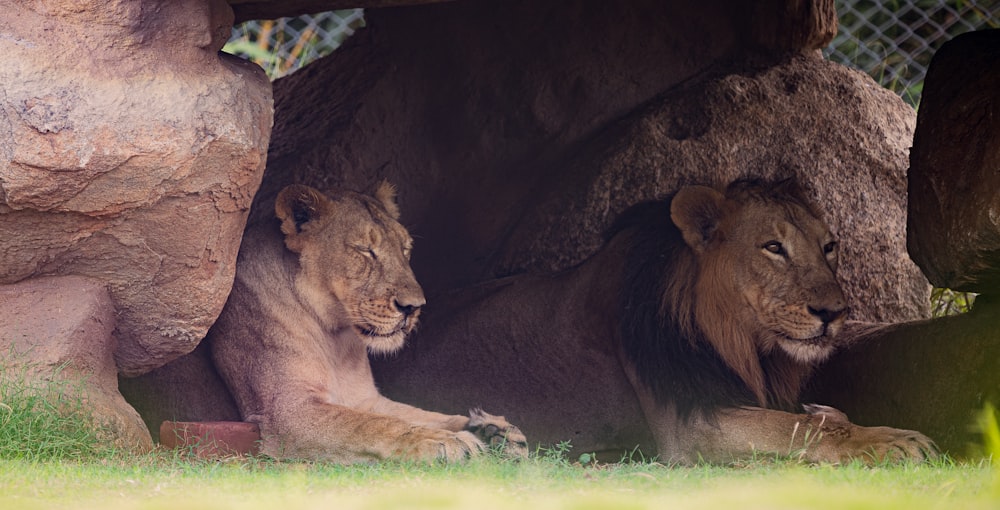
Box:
(372, 179), (937, 464)
(669, 183), (846, 406)
(208, 184), (526, 463)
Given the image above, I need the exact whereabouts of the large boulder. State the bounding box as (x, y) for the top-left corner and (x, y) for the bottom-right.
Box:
(907, 29), (1000, 294)
(493, 54), (929, 322)
(809, 30), (1000, 457)
(0, 276), (152, 452)
(0, 0), (274, 376)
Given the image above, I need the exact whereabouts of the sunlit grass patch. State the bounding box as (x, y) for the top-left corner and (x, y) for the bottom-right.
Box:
(0, 360), (117, 461)
(0, 451), (996, 510)
(1, 352), (998, 509)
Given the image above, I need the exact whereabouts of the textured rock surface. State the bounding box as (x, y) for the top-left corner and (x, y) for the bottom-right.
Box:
(227, 0), (837, 44)
(0, 0), (274, 376)
(0, 276), (152, 452)
(494, 54), (930, 322)
(908, 30), (1000, 294)
(229, 0), (451, 23)
(257, 0), (927, 322)
(255, 0), (746, 236)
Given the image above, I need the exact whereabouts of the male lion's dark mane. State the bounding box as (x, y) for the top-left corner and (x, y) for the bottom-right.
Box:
(610, 179), (816, 419)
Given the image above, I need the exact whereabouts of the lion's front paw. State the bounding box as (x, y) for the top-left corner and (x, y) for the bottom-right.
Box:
(393, 427), (484, 463)
(804, 404), (939, 464)
(839, 425), (938, 464)
(466, 408), (529, 459)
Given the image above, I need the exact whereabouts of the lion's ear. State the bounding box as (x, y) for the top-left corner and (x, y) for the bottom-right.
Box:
(375, 180), (401, 220)
(275, 184), (332, 253)
(670, 185), (725, 253)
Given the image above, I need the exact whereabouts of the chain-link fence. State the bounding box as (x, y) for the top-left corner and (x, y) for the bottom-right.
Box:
(227, 3), (999, 106)
(223, 9), (364, 80)
(825, 0), (999, 106)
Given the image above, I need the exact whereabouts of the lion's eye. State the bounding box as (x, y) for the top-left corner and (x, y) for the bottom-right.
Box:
(763, 241), (786, 256)
(354, 245), (377, 260)
(823, 241), (837, 255)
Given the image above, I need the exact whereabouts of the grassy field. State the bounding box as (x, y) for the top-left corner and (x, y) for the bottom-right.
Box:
(1, 452), (997, 510)
(3, 363), (999, 510)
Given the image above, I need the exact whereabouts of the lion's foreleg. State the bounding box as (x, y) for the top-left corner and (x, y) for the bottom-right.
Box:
(367, 396), (471, 431)
(367, 397), (528, 458)
(659, 406), (937, 465)
(263, 398), (483, 464)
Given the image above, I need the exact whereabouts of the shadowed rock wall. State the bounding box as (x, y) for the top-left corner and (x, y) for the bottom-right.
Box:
(256, 0), (928, 321)
(908, 30), (1000, 294)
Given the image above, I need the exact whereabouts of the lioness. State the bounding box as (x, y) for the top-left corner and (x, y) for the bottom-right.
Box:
(208, 183), (527, 463)
(373, 178), (938, 464)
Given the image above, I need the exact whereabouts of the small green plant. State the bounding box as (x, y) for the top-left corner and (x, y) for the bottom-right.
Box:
(931, 287), (976, 317)
(980, 403), (1000, 495)
(0, 361), (113, 461)
(534, 440), (574, 465)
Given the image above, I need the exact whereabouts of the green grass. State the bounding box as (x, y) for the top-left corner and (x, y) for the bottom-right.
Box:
(3, 356), (999, 509)
(0, 453), (996, 510)
(0, 361), (118, 461)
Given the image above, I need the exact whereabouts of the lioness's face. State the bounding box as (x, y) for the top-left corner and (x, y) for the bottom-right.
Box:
(721, 199), (846, 363)
(276, 184), (426, 354)
(323, 201), (425, 354)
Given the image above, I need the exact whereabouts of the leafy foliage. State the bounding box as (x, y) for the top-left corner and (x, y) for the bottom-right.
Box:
(930, 287), (976, 317)
(223, 11), (364, 80)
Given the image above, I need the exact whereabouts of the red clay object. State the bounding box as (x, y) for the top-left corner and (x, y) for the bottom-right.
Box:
(160, 421), (261, 458)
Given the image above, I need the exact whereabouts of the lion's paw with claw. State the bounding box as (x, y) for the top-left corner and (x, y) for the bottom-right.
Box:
(466, 408), (529, 459)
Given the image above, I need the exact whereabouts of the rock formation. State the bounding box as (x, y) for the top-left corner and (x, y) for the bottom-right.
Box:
(0, 0), (274, 377)
(0, 276), (152, 451)
(0, 0), (272, 450)
(907, 30), (1000, 293)
(8, 0), (978, 455)
(809, 30), (1000, 456)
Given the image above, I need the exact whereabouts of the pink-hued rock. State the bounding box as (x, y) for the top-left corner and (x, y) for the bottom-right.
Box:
(0, 0), (274, 376)
(160, 421), (261, 458)
(0, 275), (152, 452)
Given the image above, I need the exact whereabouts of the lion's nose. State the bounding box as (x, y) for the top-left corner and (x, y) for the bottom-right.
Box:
(394, 299), (424, 317)
(808, 305), (847, 324)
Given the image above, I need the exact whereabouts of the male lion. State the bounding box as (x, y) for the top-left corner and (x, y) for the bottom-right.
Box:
(208, 183), (527, 463)
(373, 178), (937, 464)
